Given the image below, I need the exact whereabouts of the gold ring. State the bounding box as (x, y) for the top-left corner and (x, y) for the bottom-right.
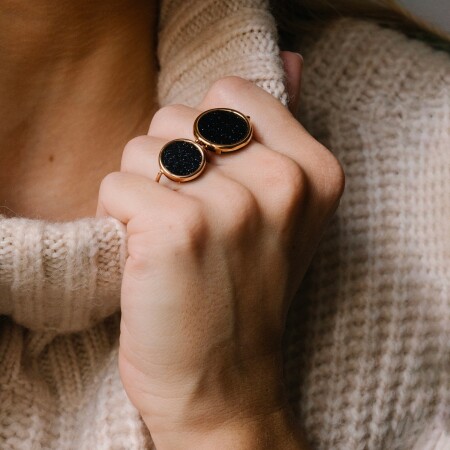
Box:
(155, 108), (252, 183)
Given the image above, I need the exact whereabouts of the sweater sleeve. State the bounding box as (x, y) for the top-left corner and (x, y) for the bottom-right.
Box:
(0, 215), (128, 333)
(157, 0), (289, 107)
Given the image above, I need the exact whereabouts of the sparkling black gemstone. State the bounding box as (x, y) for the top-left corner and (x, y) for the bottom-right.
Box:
(160, 140), (203, 177)
(197, 109), (250, 146)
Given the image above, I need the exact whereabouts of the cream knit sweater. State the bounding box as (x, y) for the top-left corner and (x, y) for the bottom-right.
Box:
(286, 19), (450, 450)
(0, 1), (448, 449)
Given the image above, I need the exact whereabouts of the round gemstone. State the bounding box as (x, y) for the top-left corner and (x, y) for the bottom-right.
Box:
(197, 109), (250, 146)
(160, 140), (204, 177)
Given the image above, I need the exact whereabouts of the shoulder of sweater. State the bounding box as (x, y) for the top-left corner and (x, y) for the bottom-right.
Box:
(294, 17), (450, 104)
(296, 17), (450, 59)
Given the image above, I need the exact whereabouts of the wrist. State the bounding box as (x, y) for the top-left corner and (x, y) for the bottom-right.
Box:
(140, 352), (283, 429)
(140, 353), (308, 449)
(148, 405), (307, 450)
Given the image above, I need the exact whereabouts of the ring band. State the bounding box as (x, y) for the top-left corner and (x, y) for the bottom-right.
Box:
(156, 108), (252, 183)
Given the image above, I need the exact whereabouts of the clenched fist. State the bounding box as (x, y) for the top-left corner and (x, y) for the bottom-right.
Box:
(96, 71), (344, 449)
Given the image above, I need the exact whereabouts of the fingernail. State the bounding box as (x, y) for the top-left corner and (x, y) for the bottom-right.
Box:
(281, 50), (303, 59)
(294, 52), (304, 64)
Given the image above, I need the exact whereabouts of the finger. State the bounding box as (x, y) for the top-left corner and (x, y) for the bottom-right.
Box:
(121, 134), (226, 194)
(147, 103), (199, 141)
(95, 171), (185, 226)
(139, 102), (303, 220)
(121, 135), (194, 190)
(138, 96), (307, 226)
(120, 133), (306, 238)
(197, 76), (342, 198)
(280, 51), (303, 115)
(120, 134), (260, 229)
(146, 103), (222, 168)
(204, 144), (307, 236)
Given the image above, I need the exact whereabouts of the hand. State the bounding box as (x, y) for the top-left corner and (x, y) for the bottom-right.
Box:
(96, 60), (344, 448)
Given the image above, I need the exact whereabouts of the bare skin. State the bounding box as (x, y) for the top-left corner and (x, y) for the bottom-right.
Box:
(0, 0), (159, 221)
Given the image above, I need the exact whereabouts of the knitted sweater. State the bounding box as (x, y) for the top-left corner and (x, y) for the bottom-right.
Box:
(286, 19), (450, 450)
(0, 2), (449, 450)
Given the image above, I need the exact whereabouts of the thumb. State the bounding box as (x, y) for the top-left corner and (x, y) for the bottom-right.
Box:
(280, 51), (303, 115)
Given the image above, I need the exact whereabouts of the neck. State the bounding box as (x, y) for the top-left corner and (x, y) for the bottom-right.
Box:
(0, 0), (159, 221)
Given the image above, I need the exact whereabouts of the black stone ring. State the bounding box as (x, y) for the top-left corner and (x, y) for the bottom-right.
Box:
(155, 108), (253, 183)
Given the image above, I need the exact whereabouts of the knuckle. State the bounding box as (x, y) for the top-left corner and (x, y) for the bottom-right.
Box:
(315, 147), (346, 203)
(126, 201), (207, 280)
(125, 232), (158, 279)
(206, 76), (252, 104)
(168, 200), (207, 251)
(148, 104), (187, 134)
(279, 157), (306, 197)
(121, 135), (151, 171)
(97, 172), (128, 212)
(267, 154), (307, 205)
(223, 184), (259, 233)
(99, 171), (123, 196)
(255, 154), (307, 231)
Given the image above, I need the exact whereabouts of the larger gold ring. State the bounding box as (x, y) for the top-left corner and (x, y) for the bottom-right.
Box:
(155, 107), (253, 183)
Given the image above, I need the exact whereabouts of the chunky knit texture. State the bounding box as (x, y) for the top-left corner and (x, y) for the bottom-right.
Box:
(284, 19), (450, 450)
(0, 3), (449, 450)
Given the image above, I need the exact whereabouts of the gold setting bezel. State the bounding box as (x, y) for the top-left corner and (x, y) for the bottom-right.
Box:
(193, 108), (253, 155)
(156, 139), (206, 183)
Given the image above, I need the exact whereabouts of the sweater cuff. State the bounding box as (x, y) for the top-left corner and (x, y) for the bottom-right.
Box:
(0, 215), (127, 333)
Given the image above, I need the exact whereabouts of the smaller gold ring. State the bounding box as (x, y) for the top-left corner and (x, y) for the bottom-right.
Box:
(156, 139), (206, 183)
